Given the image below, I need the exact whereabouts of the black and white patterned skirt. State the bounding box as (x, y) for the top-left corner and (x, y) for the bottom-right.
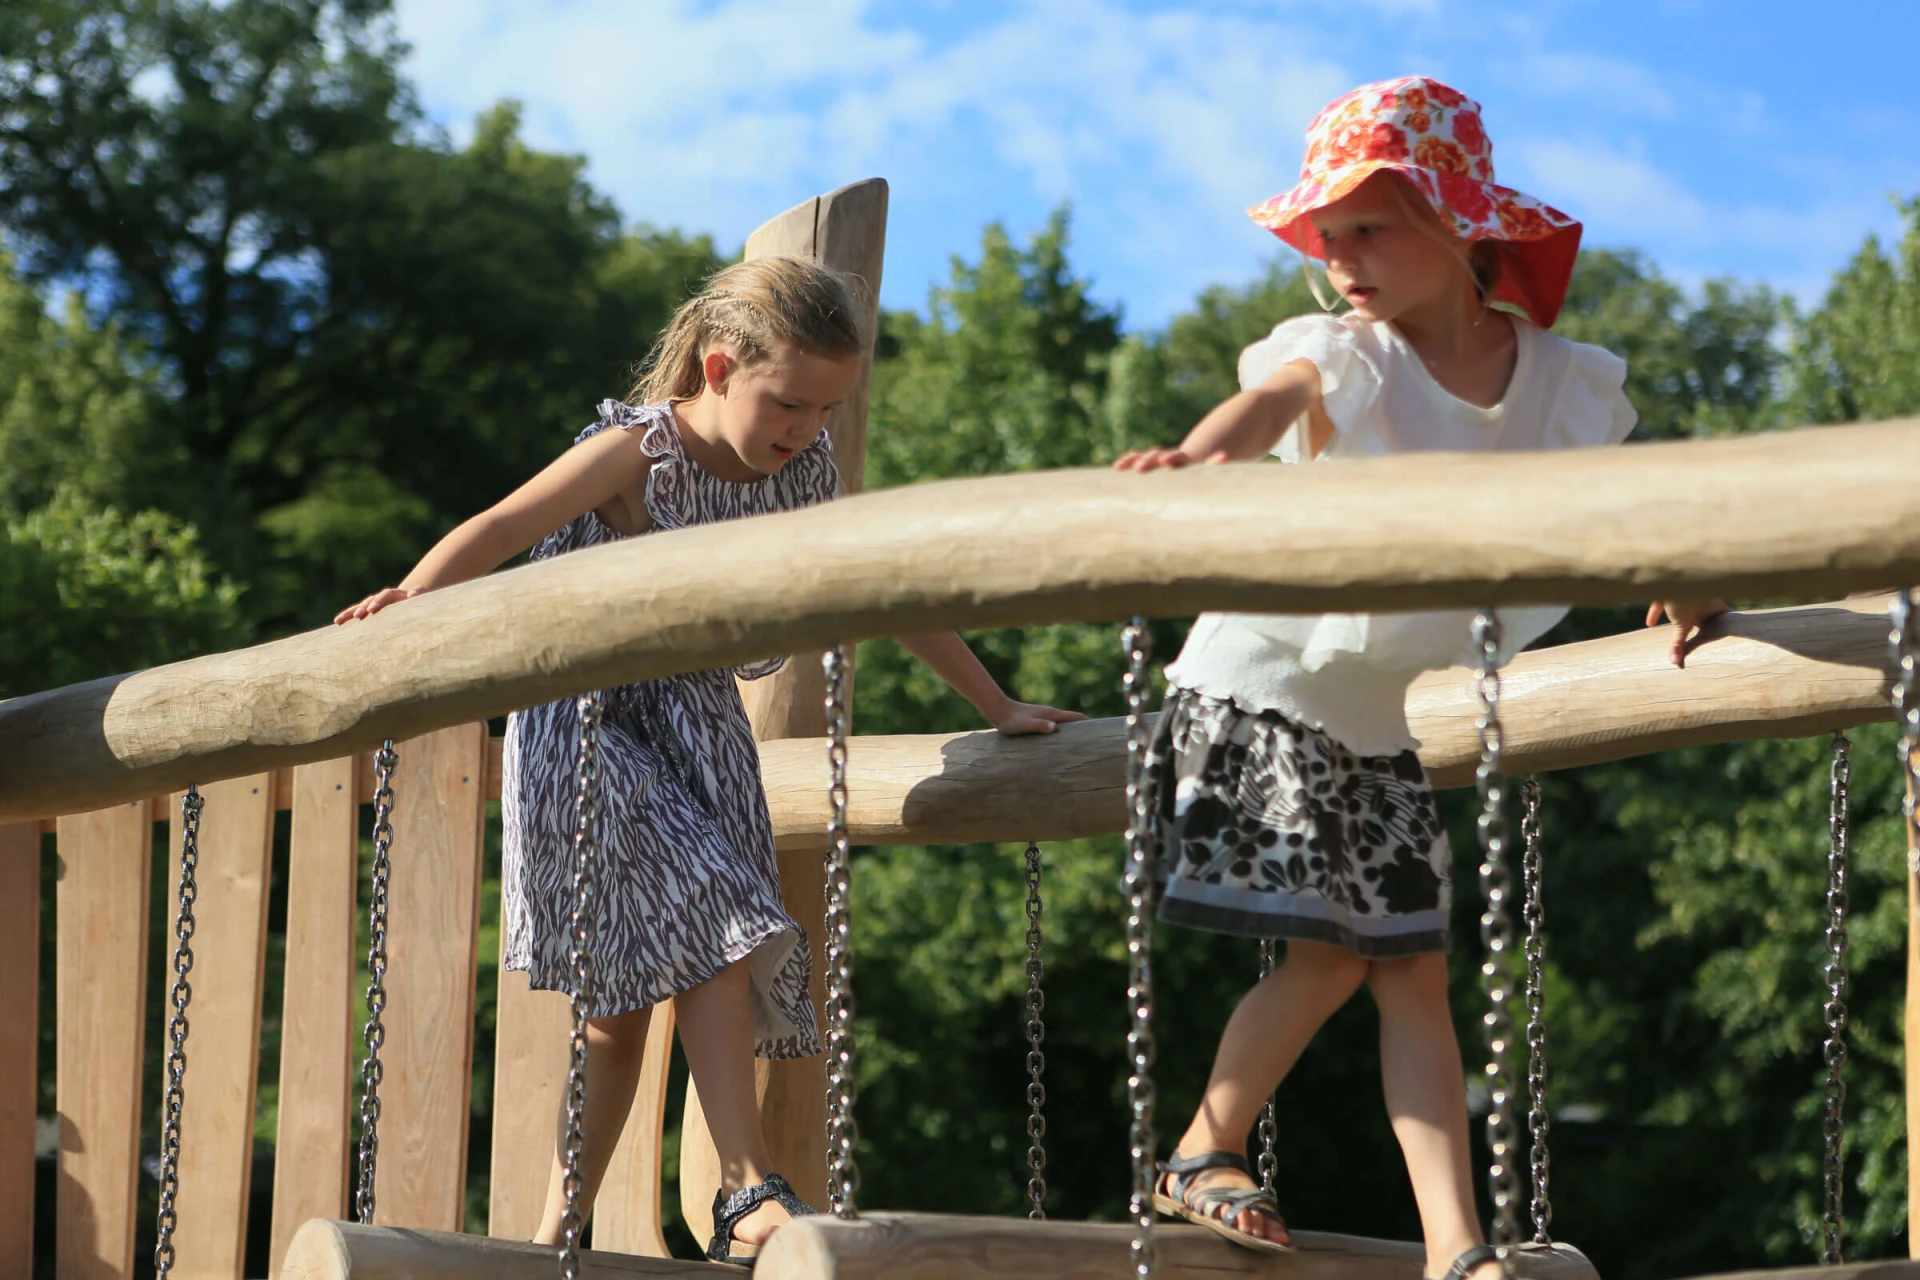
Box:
(1146, 688), (1452, 957)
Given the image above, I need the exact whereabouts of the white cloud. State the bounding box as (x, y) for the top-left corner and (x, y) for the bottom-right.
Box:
(1510, 139), (1708, 236)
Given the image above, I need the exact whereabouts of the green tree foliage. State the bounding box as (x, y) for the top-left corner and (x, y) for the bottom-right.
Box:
(0, 492), (247, 697)
(0, 0), (722, 627)
(1788, 198), (1920, 424)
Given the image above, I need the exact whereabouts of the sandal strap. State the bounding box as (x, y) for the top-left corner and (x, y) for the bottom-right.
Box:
(1157, 1149), (1256, 1205)
(706, 1172), (817, 1264)
(1434, 1244), (1502, 1280)
(1190, 1185), (1280, 1222)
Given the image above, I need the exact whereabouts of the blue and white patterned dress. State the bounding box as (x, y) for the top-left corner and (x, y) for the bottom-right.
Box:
(501, 400), (838, 1059)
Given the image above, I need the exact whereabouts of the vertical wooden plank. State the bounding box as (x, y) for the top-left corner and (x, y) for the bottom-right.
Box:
(682, 176), (887, 1243)
(486, 971), (570, 1241)
(0, 822), (42, 1276)
(270, 757), (360, 1277)
(168, 775), (276, 1279)
(593, 1001), (677, 1256)
(375, 724), (488, 1228)
(55, 800), (152, 1280)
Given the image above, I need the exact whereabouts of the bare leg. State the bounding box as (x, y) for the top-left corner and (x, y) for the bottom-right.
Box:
(531, 1004), (654, 1245)
(1368, 953), (1498, 1280)
(1172, 939), (1370, 1244)
(675, 960), (791, 1253)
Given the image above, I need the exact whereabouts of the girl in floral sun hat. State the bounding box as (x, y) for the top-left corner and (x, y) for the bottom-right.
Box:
(1114, 76), (1724, 1276)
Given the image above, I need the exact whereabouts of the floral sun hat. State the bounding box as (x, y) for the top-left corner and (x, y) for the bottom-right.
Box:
(1248, 76), (1582, 327)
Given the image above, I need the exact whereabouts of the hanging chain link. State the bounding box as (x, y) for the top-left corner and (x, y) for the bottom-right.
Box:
(1024, 841), (1049, 1219)
(1257, 938), (1280, 1196)
(153, 785), (205, 1278)
(1121, 618), (1159, 1279)
(1520, 778), (1552, 1245)
(1895, 591), (1918, 877)
(355, 740), (399, 1223)
(558, 691), (608, 1280)
(1473, 611), (1521, 1266)
(823, 646), (861, 1217)
(1819, 729), (1852, 1265)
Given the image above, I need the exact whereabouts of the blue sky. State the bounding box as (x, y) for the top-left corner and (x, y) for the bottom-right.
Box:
(394, 0), (1920, 329)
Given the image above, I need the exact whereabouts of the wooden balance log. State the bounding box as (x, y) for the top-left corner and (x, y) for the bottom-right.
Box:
(279, 1213), (1602, 1280)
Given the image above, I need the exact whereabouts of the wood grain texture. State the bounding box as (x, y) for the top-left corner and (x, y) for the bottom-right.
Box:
(374, 725), (488, 1228)
(0, 821), (41, 1277)
(167, 775), (277, 1279)
(686, 176), (888, 1245)
(8, 418), (1920, 821)
(281, 1218), (741, 1278)
(750, 595), (1907, 849)
(55, 801), (152, 1280)
(486, 970), (570, 1242)
(755, 1214), (1597, 1280)
(271, 757), (360, 1278)
(594, 1000), (677, 1256)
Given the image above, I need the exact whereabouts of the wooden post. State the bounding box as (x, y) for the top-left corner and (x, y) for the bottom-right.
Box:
(679, 176), (888, 1243)
(376, 725), (489, 1228)
(55, 800), (152, 1280)
(0, 822), (40, 1277)
(167, 775), (277, 1278)
(271, 757), (361, 1277)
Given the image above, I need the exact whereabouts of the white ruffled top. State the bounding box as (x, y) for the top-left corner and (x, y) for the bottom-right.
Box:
(1163, 312), (1638, 756)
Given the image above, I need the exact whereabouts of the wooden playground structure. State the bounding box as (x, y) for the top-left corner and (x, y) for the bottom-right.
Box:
(1, 178), (1918, 1280)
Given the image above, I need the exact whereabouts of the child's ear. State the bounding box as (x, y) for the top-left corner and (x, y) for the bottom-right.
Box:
(702, 349), (735, 397)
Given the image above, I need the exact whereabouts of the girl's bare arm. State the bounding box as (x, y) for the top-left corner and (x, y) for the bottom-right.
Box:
(335, 429), (650, 623)
(896, 632), (1088, 736)
(1113, 359), (1328, 471)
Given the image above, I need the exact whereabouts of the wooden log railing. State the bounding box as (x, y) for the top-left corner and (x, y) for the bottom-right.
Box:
(5, 415), (1920, 824)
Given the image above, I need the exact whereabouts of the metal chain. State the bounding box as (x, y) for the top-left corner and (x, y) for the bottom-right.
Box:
(355, 740), (399, 1223)
(153, 785), (205, 1278)
(823, 646), (861, 1217)
(1820, 730), (1852, 1265)
(558, 692), (608, 1280)
(1024, 841), (1049, 1219)
(1894, 590), (1918, 876)
(1121, 618), (1159, 1279)
(1256, 939), (1279, 1195)
(1473, 611), (1521, 1264)
(1520, 778), (1552, 1245)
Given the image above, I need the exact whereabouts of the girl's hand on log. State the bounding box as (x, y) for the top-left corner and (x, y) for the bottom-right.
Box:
(335, 586), (424, 625)
(1111, 446), (1229, 472)
(992, 700), (1089, 737)
(1644, 599), (1730, 668)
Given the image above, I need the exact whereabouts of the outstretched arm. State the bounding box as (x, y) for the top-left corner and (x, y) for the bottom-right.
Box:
(897, 632), (1087, 737)
(335, 428), (650, 623)
(1113, 359), (1327, 472)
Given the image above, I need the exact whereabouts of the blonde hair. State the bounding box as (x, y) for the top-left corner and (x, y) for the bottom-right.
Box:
(1377, 171), (1505, 303)
(632, 256), (866, 404)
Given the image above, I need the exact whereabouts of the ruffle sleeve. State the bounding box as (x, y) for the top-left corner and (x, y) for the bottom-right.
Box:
(1553, 342), (1637, 449)
(1237, 314), (1384, 463)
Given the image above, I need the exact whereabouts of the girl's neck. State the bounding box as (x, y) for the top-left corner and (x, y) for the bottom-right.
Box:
(1384, 281), (1518, 409)
(670, 395), (759, 484)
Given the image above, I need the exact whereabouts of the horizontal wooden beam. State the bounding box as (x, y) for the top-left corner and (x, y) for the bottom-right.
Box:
(754, 1212), (1597, 1280)
(759, 595), (1902, 847)
(280, 1218), (731, 1277)
(23, 594), (1906, 843)
(5, 419), (1917, 821)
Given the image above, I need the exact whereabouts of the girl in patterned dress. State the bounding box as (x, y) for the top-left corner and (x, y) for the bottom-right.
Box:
(337, 257), (1083, 1261)
(1113, 78), (1722, 1277)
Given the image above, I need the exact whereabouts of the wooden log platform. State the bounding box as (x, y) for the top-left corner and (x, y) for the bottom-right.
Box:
(277, 1213), (1599, 1280)
(280, 1218), (742, 1277)
(4, 417), (1919, 821)
(753, 1214), (1597, 1280)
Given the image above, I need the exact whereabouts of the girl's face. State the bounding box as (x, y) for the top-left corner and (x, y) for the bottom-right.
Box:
(1308, 174), (1465, 324)
(704, 344), (862, 475)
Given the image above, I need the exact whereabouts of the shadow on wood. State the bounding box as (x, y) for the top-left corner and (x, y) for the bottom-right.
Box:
(753, 1213), (1597, 1280)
